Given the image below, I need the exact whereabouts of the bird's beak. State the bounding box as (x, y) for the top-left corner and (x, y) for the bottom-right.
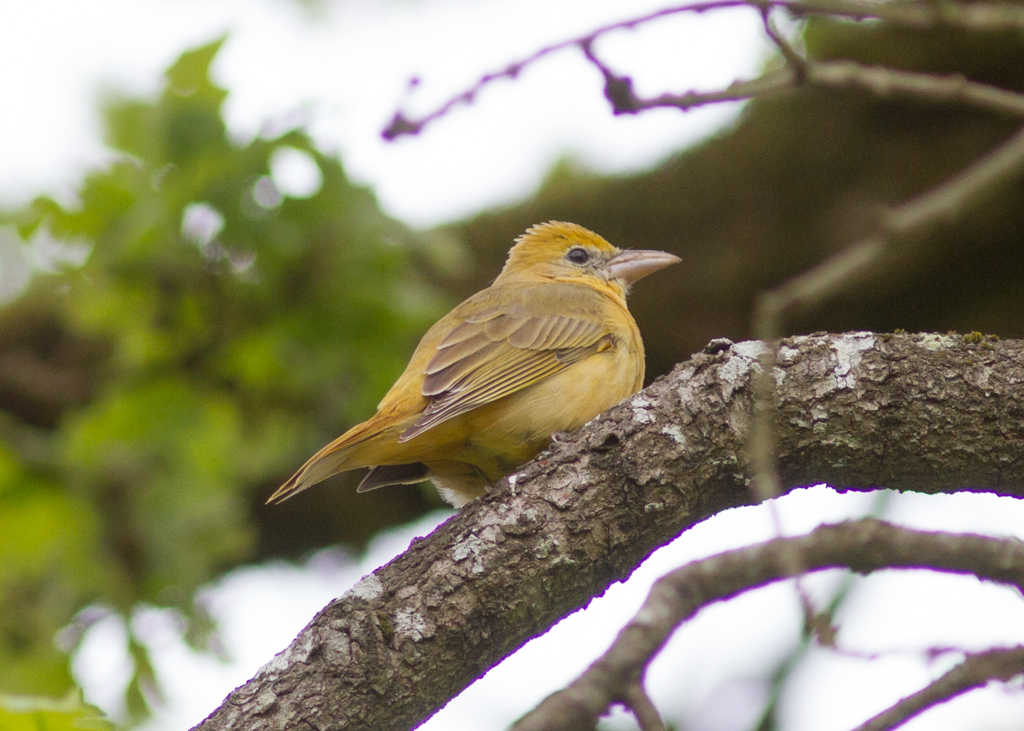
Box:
(605, 249), (681, 285)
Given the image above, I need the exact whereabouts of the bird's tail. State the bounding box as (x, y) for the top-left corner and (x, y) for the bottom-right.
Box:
(265, 416), (404, 504)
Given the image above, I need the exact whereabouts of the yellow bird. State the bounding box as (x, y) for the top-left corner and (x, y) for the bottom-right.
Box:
(267, 221), (679, 507)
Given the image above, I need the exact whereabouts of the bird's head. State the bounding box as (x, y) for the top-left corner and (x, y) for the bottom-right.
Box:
(494, 221), (680, 296)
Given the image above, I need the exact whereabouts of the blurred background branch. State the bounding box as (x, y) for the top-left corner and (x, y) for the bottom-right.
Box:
(851, 645), (1024, 731)
(513, 520), (1024, 731)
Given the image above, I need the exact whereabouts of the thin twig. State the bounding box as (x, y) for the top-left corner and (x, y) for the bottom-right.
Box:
(761, 6), (808, 83)
(636, 62), (1024, 118)
(888, 125), (1024, 231)
(388, 47), (1024, 138)
(808, 62), (1024, 117)
(786, 0), (1024, 30)
(832, 644), (984, 663)
(511, 520), (1024, 731)
(580, 39), (640, 114)
(747, 331), (822, 640)
(628, 69), (795, 115)
(621, 684), (667, 731)
(851, 646), (1024, 731)
(381, 0), (754, 138)
(754, 121), (1024, 334)
(382, 0), (1024, 139)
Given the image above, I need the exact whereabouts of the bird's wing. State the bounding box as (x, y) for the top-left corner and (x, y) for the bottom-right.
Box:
(399, 286), (610, 442)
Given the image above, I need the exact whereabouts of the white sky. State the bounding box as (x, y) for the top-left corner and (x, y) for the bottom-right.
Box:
(0, 0), (766, 227)
(4, 1), (1024, 729)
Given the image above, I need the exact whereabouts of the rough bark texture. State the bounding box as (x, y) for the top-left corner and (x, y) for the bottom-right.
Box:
(193, 331), (1024, 731)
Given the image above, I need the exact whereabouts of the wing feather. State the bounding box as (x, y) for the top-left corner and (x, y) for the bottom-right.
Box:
(424, 332), (495, 376)
(402, 356), (564, 440)
(561, 318), (594, 347)
(422, 341), (504, 396)
(505, 317), (547, 348)
(399, 291), (612, 442)
(482, 314), (522, 341)
(437, 314), (501, 348)
(540, 316), (581, 349)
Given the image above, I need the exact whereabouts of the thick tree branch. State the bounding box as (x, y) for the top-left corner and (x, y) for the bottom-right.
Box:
(194, 332), (1024, 731)
(512, 520), (1024, 731)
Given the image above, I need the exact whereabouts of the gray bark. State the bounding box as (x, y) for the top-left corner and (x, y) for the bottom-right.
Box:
(193, 331), (1024, 731)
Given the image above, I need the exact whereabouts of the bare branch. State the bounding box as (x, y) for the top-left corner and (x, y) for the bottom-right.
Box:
(889, 125), (1024, 231)
(634, 62), (1024, 119)
(754, 122), (1024, 339)
(786, 0), (1024, 31)
(387, 45), (1024, 139)
(851, 646), (1024, 731)
(761, 7), (808, 83)
(627, 69), (795, 114)
(382, 0), (1024, 139)
(381, 0), (753, 139)
(621, 684), (667, 731)
(512, 521), (1024, 731)
(808, 62), (1024, 118)
(373, 7), (1024, 731)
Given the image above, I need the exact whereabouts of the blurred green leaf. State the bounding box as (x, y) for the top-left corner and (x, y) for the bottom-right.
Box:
(0, 36), (447, 717)
(0, 448), (111, 696)
(0, 693), (111, 731)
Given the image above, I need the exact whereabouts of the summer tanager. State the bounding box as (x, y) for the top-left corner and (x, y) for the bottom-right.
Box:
(267, 221), (679, 507)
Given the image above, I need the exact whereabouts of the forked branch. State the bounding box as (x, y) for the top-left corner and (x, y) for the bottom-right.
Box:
(851, 646), (1024, 731)
(382, 0), (1024, 140)
(512, 521), (1024, 731)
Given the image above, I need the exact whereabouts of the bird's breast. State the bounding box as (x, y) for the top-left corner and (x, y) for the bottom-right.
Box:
(464, 321), (644, 459)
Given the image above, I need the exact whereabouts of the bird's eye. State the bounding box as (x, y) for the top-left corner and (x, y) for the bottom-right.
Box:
(566, 247), (590, 265)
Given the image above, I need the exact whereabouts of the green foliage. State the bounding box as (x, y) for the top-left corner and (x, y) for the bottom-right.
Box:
(0, 452), (107, 697)
(0, 693), (112, 731)
(0, 38), (446, 718)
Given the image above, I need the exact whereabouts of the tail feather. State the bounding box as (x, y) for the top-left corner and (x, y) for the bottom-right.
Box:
(266, 417), (397, 504)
